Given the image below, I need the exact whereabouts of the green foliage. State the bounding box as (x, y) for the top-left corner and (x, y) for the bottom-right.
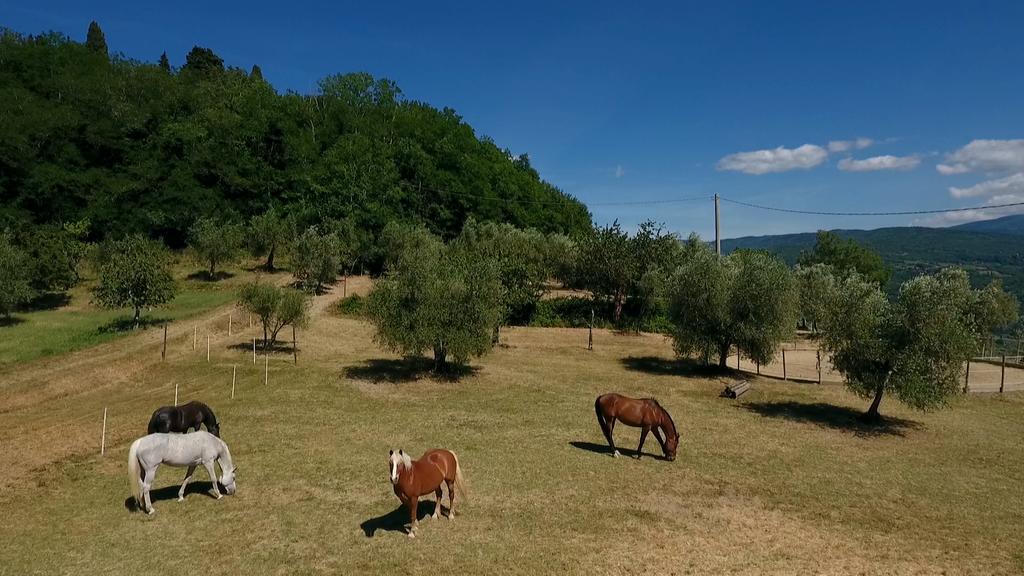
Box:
(158, 51), (170, 72)
(0, 233), (34, 317)
(797, 231), (892, 288)
(189, 217), (243, 278)
(821, 268), (1018, 418)
(0, 31), (590, 250)
(292, 226), (340, 293)
(334, 294), (365, 317)
(795, 263), (837, 333)
(250, 64), (263, 80)
(15, 224), (87, 292)
(544, 233), (576, 285)
(93, 235), (177, 326)
(248, 208), (294, 271)
(238, 281), (310, 350)
(666, 237), (798, 367)
(366, 223), (502, 372)
(85, 21), (107, 55)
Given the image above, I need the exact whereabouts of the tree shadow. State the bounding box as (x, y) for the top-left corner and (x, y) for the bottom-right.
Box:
(0, 315), (26, 328)
(186, 270), (235, 282)
(23, 291), (72, 312)
(343, 357), (479, 384)
(741, 401), (922, 438)
(227, 341), (296, 354)
(360, 501), (443, 537)
(621, 355), (746, 379)
(568, 441), (670, 461)
(98, 316), (171, 334)
(123, 481), (221, 512)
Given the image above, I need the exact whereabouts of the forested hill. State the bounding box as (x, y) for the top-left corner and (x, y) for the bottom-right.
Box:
(722, 224), (1024, 300)
(0, 28), (591, 246)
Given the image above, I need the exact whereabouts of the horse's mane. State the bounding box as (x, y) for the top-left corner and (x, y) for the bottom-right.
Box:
(395, 451), (412, 470)
(648, 398), (677, 435)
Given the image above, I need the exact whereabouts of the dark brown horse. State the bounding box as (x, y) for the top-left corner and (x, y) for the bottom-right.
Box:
(147, 401), (220, 437)
(388, 448), (466, 538)
(595, 393), (679, 460)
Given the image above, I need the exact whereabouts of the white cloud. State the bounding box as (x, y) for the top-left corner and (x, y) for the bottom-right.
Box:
(917, 193), (1024, 227)
(827, 138), (873, 153)
(716, 144), (828, 175)
(614, 165), (625, 178)
(949, 172), (1024, 198)
(838, 155), (920, 172)
(937, 139), (1024, 175)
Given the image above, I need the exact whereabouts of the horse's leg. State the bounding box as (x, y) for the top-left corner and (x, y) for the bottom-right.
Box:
(142, 467), (157, 514)
(608, 418), (620, 457)
(431, 488), (442, 519)
(652, 427), (667, 454)
(636, 426), (650, 460)
(178, 465), (197, 502)
(203, 461), (222, 499)
(446, 479), (456, 520)
(407, 496), (419, 538)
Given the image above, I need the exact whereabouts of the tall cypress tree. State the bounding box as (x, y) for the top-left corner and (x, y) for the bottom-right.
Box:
(158, 51), (171, 72)
(86, 21), (108, 55)
(250, 64), (264, 80)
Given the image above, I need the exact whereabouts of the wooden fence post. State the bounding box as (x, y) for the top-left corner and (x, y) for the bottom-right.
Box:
(588, 308), (594, 351)
(817, 350), (822, 384)
(228, 313), (232, 336)
(293, 325), (298, 365)
(253, 337), (257, 365)
(174, 382), (178, 406)
(782, 349), (787, 381)
(100, 407), (107, 456)
(1000, 355), (1006, 393)
(736, 348), (740, 370)
(756, 358), (760, 375)
(207, 334), (211, 363)
(964, 360), (970, 393)
(265, 355), (269, 385)
(231, 365), (236, 400)
(162, 324), (168, 361)
(193, 325), (197, 351)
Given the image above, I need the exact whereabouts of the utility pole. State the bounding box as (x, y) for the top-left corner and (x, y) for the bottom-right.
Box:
(714, 193), (721, 257)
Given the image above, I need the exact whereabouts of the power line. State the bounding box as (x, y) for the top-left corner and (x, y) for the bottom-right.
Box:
(719, 196), (1024, 217)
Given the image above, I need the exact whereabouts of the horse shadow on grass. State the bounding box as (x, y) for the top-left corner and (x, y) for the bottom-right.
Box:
(620, 355), (749, 380)
(568, 441), (670, 461)
(360, 501), (445, 537)
(123, 481), (221, 512)
(343, 357), (479, 384)
(741, 401), (922, 438)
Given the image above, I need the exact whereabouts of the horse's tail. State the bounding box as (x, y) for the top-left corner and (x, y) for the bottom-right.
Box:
(451, 451), (468, 503)
(595, 395), (613, 445)
(127, 437), (143, 509)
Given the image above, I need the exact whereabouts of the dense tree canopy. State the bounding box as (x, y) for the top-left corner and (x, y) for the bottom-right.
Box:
(93, 235), (177, 326)
(0, 233), (34, 317)
(798, 231), (892, 288)
(0, 28), (590, 251)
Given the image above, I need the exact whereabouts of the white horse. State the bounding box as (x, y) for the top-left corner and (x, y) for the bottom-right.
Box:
(127, 431), (236, 514)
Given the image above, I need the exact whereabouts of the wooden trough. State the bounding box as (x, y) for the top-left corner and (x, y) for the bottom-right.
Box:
(720, 380), (750, 399)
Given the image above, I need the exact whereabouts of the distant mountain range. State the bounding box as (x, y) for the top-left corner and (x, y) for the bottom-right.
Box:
(722, 214), (1024, 300)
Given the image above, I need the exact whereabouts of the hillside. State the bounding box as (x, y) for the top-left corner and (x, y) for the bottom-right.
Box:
(951, 214), (1024, 236)
(722, 225), (1024, 299)
(0, 29), (591, 247)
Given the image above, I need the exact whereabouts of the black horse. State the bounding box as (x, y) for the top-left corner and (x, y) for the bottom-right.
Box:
(147, 401), (220, 437)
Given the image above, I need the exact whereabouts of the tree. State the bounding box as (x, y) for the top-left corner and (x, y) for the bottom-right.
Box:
(248, 208), (294, 272)
(795, 263), (838, 333)
(238, 282), (310, 350)
(0, 233), (34, 318)
(182, 46), (224, 75)
(798, 231), (891, 288)
(821, 268), (1019, 420)
(189, 217), (242, 279)
(17, 224), (88, 293)
(86, 21), (107, 56)
(367, 223), (502, 372)
(158, 51), (171, 72)
(292, 226), (340, 293)
(250, 64), (263, 80)
(93, 235), (177, 327)
(666, 238), (798, 367)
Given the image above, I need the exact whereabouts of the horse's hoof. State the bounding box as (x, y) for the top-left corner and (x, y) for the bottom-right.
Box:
(612, 450), (620, 458)
(146, 508), (155, 515)
(408, 532), (416, 538)
(177, 496), (184, 502)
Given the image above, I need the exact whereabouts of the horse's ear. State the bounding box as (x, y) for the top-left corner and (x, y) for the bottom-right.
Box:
(389, 449), (393, 456)
(399, 449), (404, 455)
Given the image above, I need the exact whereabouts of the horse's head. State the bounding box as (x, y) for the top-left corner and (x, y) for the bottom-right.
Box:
(389, 449), (411, 484)
(220, 465), (237, 495)
(664, 432), (680, 461)
(207, 422), (221, 437)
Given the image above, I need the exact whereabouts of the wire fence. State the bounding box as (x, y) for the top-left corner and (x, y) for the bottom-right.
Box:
(728, 342), (1024, 394)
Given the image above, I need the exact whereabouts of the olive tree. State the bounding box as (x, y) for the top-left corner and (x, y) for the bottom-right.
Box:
(93, 235), (177, 327)
(0, 233), (34, 318)
(237, 281), (310, 350)
(795, 263), (838, 333)
(367, 223), (502, 372)
(248, 208), (294, 272)
(820, 268), (1018, 420)
(189, 217), (243, 279)
(292, 226), (340, 293)
(666, 237), (798, 367)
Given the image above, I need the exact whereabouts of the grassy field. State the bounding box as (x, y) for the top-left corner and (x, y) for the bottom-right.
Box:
(1, 278), (1023, 575)
(0, 262), (260, 368)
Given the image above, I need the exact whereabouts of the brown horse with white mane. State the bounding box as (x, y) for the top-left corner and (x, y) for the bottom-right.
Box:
(595, 393), (679, 460)
(388, 448), (466, 538)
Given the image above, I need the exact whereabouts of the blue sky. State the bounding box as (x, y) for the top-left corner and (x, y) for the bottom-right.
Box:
(6, 1), (1024, 238)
